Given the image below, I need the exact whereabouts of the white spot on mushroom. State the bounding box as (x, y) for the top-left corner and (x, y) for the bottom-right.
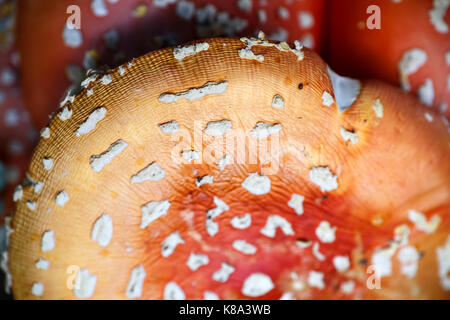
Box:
(161, 231), (185, 257)
(217, 154), (230, 171)
(13, 185), (22, 202)
(340, 127), (359, 144)
(230, 213), (252, 229)
(309, 166), (338, 192)
(298, 11), (314, 29)
(311, 242), (326, 261)
(62, 25), (83, 48)
(333, 256), (350, 272)
(32, 282), (44, 296)
(418, 79), (434, 107)
(205, 196), (229, 236)
(40, 127), (50, 139)
(34, 182), (43, 195)
(43, 158), (53, 171)
(232, 240), (257, 255)
(408, 210), (441, 233)
(340, 280), (355, 294)
(271, 94), (285, 109)
(260, 215), (294, 238)
(90, 139), (128, 172)
(73, 268), (97, 299)
(237, 0), (252, 12)
(242, 173), (271, 195)
(91, 0), (108, 17)
(212, 262), (235, 282)
(238, 48), (264, 62)
(429, 0), (449, 33)
(372, 98), (384, 118)
(35, 258), (50, 270)
(242, 273), (274, 297)
(41, 230), (55, 252)
(257, 9), (267, 24)
(327, 66), (361, 111)
(196, 175), (213, 187)
(322, 91), (334, 107)
(288, 193), (305, 215)
(296, 239), (312, 248)
(164, 281), (185, 300)
(140, 200), (171, 229)
(55, 190), (69, 207)
(397, 246), (420, 278)
(186, 252), (209, 271)
(174, 42), (210, 61)
(425, 112), (434, 122)
(58, 106), (73, 121)
(158, 81), (229, 103)
(278, 6), (289, 20)
(130, 162), (165, 183)
(100, 74), (112, 85)
(176, 1), (195, 20)
(91, 213), (113, 247)
(307, 271), (325, 289)
(26, 201), (36, 211)
(250, 122), (282, 139)
(398, 48), (427, 91)
(76, 107), (107, 137)
(204, 120), (232, 136)
(437, 236), (450, 290)
(126, 265), (146, 299)
(158, 120), (179, 134)
(315, 221), (336, 243)
(181, 150), (200, 163)
(204, 291), (219, 300)
(371, 244), (397, 277)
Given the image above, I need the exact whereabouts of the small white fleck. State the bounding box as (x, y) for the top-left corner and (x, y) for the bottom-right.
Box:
(158, 120), (179, 134)
(333, 256), (350, 272)
(307, 271), (325, 289)
(312, 242), (325, 261)
(58, 106), (73, 121)
(272, 94), (285, 109)
(26, 201), (37, 211)
(436, 236), (450, 290)
(322, 91), (334, 107)
(32, 282), (44, 297)
(425, 112), (434, 122)
(34, 181), (44, 194)
(164, 281), (185, 300)
(288, 194), (305, 215)
(397, 246), (420, 278)
(73, 268), (97, 299)
(398, 48), (427, 91)
(309, 166), (338, 192)
(340, 280), (355, 293)
(100, 74), (112, 85)
(230, 213), (252, 229)
(140, 200), (171, 229)
(35, 258), (50, 270)
(250, 122), (282, 139)
(429, 0), (449, 33)
(340, 127), (359, 144)
(260, 215), (294, 238)
(372, 98), (384, 118)
(205, 196), (229, 236)
(176, 1), (196, 20)
(13, 185), (23, 202)
(238, 48), (264, 62)
(76, 107), (107, 137)
(62, 25), (83, 48)
(90, 139), (128, 172)
(232, 240), (257, 255)
(91, 0), (108, 17)
(41, 230), (55, 252)
(217, 154), (230, 171)
(161, 231), (185, 257)
(242, 273), (274, 297)
(131, 162), (165, 183)
(242, 173), (271, 195)
(418, 78), (434, 107)
(91, 213), (113, 247)
(315, 221), (336, 243)
(408, 210), (441, 233)
(43, 157), (53, 171)
(204, 291), (219, 300)
(159, 81), (228, 103)
(181, 150), (200, 163)
(371, 245), (397, 277)
(212, 262), (235, 282)
(174, 42), (210, 61)
(196, 175), (213, 187)
(40, 127), (50, 139)
(55, 190), (69, 207)
(237, 0), (252, 12)
(298, 11), (314, 29)
(296, 239), (312, 248)
(204, 120), (232, 136)
(126, 265), (146, 299)
(278, 6), (290, 20)
(187, 252), (209, 271)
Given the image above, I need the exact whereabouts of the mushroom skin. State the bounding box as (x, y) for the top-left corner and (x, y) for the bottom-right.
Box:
(9, 37), (450, 300)
(18, 0), (326, 128)
(327, 0), (450, 118)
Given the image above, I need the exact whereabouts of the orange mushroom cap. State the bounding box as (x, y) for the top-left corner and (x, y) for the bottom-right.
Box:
(7, 36), (450, 300)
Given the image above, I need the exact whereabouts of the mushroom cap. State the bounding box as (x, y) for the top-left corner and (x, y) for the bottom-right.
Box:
(327, 0), (450, 117)
(18, 0), (326, 128)
(9, 37), (450, 299)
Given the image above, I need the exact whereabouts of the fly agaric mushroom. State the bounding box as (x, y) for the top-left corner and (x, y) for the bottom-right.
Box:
(17, 0), (326, 128)
(327, 0), (450, 118)
(7, 36), (450, 300)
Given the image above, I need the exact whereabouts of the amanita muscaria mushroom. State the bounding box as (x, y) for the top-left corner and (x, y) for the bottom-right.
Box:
(18, 0), (326, 128)
(7, 36), (450, 300)
(327, 0), (450, 118)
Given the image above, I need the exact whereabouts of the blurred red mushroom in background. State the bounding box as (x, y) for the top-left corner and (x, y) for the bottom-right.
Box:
(17, 0), (327, 128)
(326, 0), (450, 118)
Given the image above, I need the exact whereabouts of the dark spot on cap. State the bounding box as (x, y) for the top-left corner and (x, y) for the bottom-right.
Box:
(359, 259), (368, 266)
(298, 83), (304, 90)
